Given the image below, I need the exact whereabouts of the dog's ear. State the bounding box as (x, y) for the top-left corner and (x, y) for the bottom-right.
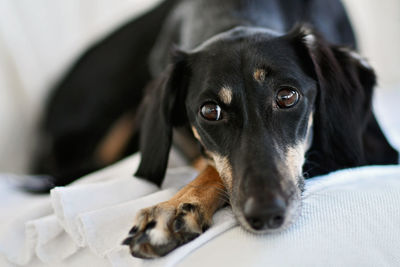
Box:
(135, 50), (190, 185)
(288, 25), (377, 175)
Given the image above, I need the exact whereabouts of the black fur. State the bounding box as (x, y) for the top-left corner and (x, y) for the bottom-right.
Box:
(135, 50), (190, 185)
(288, 28), (399, 177)
(33, 0), (179, 186)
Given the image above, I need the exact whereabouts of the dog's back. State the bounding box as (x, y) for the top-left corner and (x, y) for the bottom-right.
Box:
(32, 0), (179, 189)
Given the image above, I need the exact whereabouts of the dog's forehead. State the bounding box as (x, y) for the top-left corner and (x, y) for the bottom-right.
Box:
(190, 27), (301, 76)
(191, 42), (303, 86)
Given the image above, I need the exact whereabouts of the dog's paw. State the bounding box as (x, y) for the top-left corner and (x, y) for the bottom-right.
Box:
(122, 202), (210, 258)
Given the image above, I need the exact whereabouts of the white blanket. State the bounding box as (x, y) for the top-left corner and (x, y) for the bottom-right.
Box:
(1, 156), (400, 267)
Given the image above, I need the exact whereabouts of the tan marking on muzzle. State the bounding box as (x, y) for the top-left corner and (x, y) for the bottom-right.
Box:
(285, 144), (306, 180)
(218, 87), (233, 105)
(208, 152), (233, 193)
(191, 126), (201, 141)
(283, 112), (314, 185)
(305, 112), (314, 150)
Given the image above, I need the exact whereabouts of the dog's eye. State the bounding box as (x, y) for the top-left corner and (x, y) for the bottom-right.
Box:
(276, 88), (300, 108)
(200, 102), (222, 121)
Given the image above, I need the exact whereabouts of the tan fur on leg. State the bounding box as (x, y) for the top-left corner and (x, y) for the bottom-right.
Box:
(170, 165), (227, 221)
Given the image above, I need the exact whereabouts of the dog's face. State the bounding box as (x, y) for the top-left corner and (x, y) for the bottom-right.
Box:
(136, 26), (376, 233)
(184, 27), (316, 232)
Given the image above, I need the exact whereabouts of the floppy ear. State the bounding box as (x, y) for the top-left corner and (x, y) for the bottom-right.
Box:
(288, 25), (386, 176)
(135, 50), (190, 185)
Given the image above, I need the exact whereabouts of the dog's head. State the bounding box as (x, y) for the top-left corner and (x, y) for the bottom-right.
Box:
(136, 25), (375, 233)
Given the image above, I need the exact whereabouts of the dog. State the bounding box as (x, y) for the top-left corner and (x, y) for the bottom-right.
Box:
(34, 0), (398, 258)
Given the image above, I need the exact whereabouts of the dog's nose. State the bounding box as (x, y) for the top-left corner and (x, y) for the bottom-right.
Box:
(243, 194), (286, 231)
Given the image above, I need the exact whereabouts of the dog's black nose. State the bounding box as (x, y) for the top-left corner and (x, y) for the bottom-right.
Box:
(243, 194), (286, 231)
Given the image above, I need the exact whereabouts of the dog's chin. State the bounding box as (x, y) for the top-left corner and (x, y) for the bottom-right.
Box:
(231, 198), (302, 235)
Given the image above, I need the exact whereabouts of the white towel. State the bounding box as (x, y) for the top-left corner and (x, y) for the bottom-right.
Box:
(26, 215), (77, 263)
(0, 175), (52, 265)
(50, 172), (158, 247)
(1, 156), (400, 267)
(0, 153), (199, 266)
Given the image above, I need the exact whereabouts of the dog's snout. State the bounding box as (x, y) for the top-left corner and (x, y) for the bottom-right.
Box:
(243, 193), (286, 231)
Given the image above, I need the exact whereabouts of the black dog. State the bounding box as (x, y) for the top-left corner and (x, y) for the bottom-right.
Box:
(34, 0), (398, 258)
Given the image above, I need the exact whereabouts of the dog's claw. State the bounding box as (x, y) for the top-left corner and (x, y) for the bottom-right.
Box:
(122, 236), (133, 246)
(128, 226), (138, 235)
(124, 202), (209, 258)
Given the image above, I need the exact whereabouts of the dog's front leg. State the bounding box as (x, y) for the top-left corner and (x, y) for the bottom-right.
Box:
(123, 165), (226, 258)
